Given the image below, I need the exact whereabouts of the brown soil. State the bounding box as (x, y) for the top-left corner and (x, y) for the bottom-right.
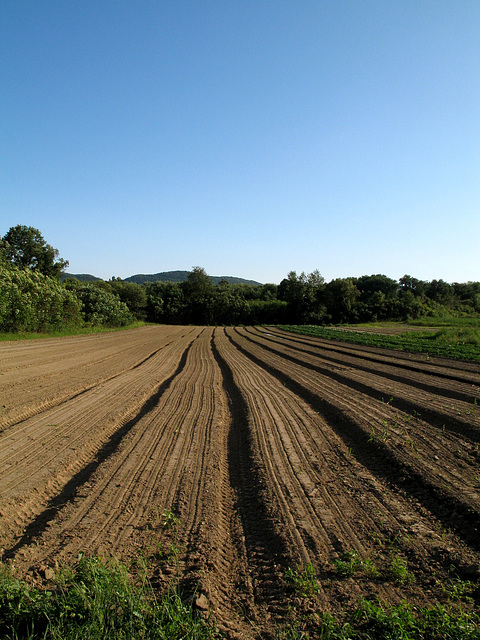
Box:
(1, 325), (479, 638)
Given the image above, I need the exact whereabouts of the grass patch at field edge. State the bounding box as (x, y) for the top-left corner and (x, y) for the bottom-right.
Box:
(1, 555), (479, 639)
(0, 321), (150, 342)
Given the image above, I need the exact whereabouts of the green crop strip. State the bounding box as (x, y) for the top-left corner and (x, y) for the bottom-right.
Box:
(277, 325), (480, 362)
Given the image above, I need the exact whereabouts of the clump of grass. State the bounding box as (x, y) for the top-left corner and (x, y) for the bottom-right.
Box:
(388, 554), (414, 584)
(284, 563), (320, 598)
(0, 554), (216, 640)
(432, 326), (480, 347)
(332, 551), (380, 579)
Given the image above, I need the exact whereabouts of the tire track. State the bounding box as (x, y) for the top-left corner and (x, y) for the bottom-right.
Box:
(212, 330), (296, 621)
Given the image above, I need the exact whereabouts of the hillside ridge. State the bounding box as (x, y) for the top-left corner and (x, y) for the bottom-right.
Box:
(64, 270), (263, 286)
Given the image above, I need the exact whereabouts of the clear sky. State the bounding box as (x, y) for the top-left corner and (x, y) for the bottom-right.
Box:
(1, 1), (479, 284)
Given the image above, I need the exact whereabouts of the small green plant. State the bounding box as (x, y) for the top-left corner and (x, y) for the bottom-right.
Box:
(439, 577), (475, 603)
(332, 550), (362, 576)
(161, 508), (180, 530)
(284, 563), (320, 598)
(388, 554), (414, 584)
(332, 551), (380, 579)
(464, 398), (478, 417)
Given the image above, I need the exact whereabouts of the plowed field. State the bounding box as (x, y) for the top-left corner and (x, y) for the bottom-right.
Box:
(1, 325), (479, 637)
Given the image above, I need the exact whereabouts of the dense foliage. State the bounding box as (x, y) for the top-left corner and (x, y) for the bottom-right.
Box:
(0, 555), (216, 640)
(144, 269), (480, 326)
(1, 225), (68, 278)
(0, 263), (81, 332)
(1, 260), (480, 333)
(1, 226), (479, 332)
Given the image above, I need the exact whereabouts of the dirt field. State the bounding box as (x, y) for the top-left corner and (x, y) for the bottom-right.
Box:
(1, 325), (479, 637)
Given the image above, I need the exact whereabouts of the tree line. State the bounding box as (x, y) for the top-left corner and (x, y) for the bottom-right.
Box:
(1, 225), (479, 333)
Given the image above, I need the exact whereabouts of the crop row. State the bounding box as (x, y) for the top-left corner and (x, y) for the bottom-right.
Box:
(278, 324), (480, 361)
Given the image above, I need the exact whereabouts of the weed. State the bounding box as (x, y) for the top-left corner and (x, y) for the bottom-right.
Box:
(332, 551), (361, 577)
(161, 508), (180, 530)
(353, 598), (480, 640)
(332, 551), (380, 579)
(388, 554), (414, 584)
(439, 578), (475, 604)
(279, 597), (480, 639)
(284, 563), (320, 598)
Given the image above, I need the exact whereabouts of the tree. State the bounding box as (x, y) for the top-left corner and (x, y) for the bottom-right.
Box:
(399, 275), (425, 297)
(1, 225), (68, 278)
(65, 281), (133, 327)
(278, 270), (325, 324)
(109, 280), (147, 320)
(182, 267), (215, 324)
(323, 278), (360, 323)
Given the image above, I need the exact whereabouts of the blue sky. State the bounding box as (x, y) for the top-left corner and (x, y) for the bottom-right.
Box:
(1, 1), (479, 284)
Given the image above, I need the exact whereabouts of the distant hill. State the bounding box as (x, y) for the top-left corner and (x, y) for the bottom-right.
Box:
(125, 271), (262, 287)
(124, 271), (191, 284)
(63, 271), (263, 286)
(62, 273), (101, 282)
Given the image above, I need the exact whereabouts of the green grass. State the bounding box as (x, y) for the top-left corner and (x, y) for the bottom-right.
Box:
(276, 599), (480, 639)
(0, 554), (216, 640)
(1, 555), (479, 639)
(277, 322), (480, 362)
(0, 322), (149, 342)
(331, 551), (380, 580)
(284, 563), (320, 598)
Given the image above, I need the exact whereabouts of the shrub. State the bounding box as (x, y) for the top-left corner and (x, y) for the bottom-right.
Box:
(0, 263), (81, 332)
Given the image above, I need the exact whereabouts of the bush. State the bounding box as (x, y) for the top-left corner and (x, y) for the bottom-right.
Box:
(69, 283), (133, 327)
(0, 263), (81, 332)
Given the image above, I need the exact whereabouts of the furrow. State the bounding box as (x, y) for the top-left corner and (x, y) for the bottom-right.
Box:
(0, 326), (192, 433)
(226, 328), (480, 551)
(0, 331), (200, 553)
(238, 328), (480, 442)
(251, 327), (480, 404)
